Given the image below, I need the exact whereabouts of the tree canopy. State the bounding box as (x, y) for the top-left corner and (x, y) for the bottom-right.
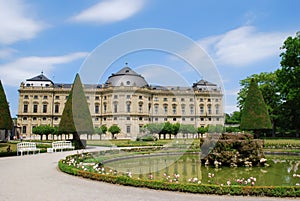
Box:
(240, 79), (272, 135)
(276, 32), (300, 136)
(0, 80), (13, 130)
(108, 125), (121, 139)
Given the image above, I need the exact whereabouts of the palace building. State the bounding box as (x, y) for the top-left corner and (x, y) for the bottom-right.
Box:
(17, 66), (224, 138)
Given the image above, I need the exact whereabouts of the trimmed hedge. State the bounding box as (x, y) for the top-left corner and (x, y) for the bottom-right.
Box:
(58, 160), (300, 197)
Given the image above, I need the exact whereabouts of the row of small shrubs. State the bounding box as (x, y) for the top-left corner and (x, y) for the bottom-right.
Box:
(58, 159), (300, 197)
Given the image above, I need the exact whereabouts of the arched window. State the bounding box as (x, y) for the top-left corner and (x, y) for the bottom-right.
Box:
(208, 104), (212, 114)
(54, 103), (59, 113)
(163, 104), (168, 114)
(113, 102), (118, 113)
(138, 102), (143, 113)
(181, 104), (186, 114)
(190, 104), (194, 114)
(199, 104), (204, 114)
(103, 103), (107, 113)
(126, 102), (131, 113)
(172, 104), (177, 114)
(154, 104), (159, 114)
(95, 104), (99, 114)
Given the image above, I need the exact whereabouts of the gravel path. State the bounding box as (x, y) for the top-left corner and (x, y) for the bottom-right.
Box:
(0, 147), (296, 201)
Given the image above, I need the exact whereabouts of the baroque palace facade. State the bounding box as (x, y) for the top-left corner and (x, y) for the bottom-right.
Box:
(17, 66), (224, 138)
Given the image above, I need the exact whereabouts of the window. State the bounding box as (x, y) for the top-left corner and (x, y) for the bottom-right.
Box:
(182, 117), (185, 121)
(181, 105), (185, 114)
(114, 103), (118, 113)
(190, 105), (194, 114)
(65, 96), (68, 100)
(103, 117), (107, 121)
(43, 95), (48, 99)
(95, 117), (99, 121)
(24, 95), (29, 99)
(181, 98), (185, 102)
(215, 105), (219, 114)
(208, 117), (212, 121)
(127, 103), (131, 113)
(114, 95), (118, 99)
(22, 126), (27, 134)
(163, 97), (168, 102)
(104, 96), (107, 100)
(139, 103), (143, 113)
(95, 105), (99, 114)
(126, 95), (131, 99)
(163, 104), (168, 114)
(86, 96), (90, 100)
(190, 98), (194, 102)
(172, 105), (177, 114)
(126, 126), (131, 134)
(216, 117), (220, 121)
(139, 95), (143, 100)
(199, 98), (204, 102)
(126, 81), (130, 85)
(33, 104), (38, 113)
(33, 117), (37, 121)
(215, 99), (219, 102)
(201, 118), (204, 121)
(208, 98), (211, 102)
(22, 117), (27, 120)
(208, 105), (212, 114)
(43, 104), (47, 113)
(34, 95), (38, 99)
(172, 98), (176, 102)
(154, 104), (159, 114)
(23, 104), (28, 113)
(155, 117), (158, 121)
(103, 103), (107, 113)
(154, 97), (158, 101)
(54, 117), (58, 121)
(42, 117), (47, 121)
(95, 96), (99, 100)
(55, 96), (59, 100)
(139, 117), (143, 121)
(126, 117), (130, 121)
(190, 117), (194, 121)
(164, 118), (167, 121)
(173, 118), (176, 121)
(114, 117), (117, 120)
(54, 104), (59, 113)
(200, 105), (204, 114)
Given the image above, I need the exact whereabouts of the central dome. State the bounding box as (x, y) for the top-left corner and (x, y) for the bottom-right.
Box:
(106, 66), (148, 87)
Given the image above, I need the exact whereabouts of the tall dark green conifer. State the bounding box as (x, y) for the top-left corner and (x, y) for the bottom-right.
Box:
(240, 79), (272, 137)
(0, 80), (13, 141)
(58, 74), (93, 148)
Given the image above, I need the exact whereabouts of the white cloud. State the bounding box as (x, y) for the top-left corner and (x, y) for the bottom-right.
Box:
(0, 0), (45, 44)
(0, 48), (17, 59)
(198, 26), (291, 66)
(0, 52), (88, 86)
(225, 105), (239, 114)
(70, 0), (145, 24)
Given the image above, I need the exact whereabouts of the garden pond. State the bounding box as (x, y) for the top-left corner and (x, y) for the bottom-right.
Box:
(101, 153), (300, 186)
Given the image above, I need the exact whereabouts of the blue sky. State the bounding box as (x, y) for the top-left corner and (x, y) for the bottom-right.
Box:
(0, 0), (299, 117)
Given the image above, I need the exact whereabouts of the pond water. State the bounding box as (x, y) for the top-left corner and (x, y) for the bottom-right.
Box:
(104, 153), (300, 186)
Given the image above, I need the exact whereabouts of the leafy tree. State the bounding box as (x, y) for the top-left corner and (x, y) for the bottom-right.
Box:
(240, 79), (272, 138)
(108, 125), (121, 139)
(238, 72), (280, 136)
(161, 122), (173, 139)
(58, 74), (93, 148)
(197, 126), (208, 138)
(179, 124), (197, 138)
(94, 125), (107, 140)
(276, 32), (300, 137)
(0, 80), (13, 141)
(225, 111), (241, 124)
(32, 125), (56, 140)
(172, 123), (180, 138)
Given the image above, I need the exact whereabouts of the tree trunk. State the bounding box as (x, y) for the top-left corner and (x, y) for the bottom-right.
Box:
(271, 120), (276, 138)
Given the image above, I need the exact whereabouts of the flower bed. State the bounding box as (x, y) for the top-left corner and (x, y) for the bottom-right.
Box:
(58, 152), (300, 197)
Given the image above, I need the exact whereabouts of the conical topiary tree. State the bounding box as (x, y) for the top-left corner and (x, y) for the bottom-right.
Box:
(240, 79), (272, 138)
(58, 74), (93, 148)
(0, 80), (13, 141)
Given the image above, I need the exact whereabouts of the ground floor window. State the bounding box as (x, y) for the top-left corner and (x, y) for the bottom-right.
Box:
(22, 126), (26, 134)
(126, 125), (131, 134)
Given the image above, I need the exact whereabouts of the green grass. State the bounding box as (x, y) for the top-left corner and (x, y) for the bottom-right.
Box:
(264, 139), (300, 148)
(87, 139), (171, 147)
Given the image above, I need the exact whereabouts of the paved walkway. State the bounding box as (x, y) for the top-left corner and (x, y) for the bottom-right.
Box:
(0, 147), (296, 201)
